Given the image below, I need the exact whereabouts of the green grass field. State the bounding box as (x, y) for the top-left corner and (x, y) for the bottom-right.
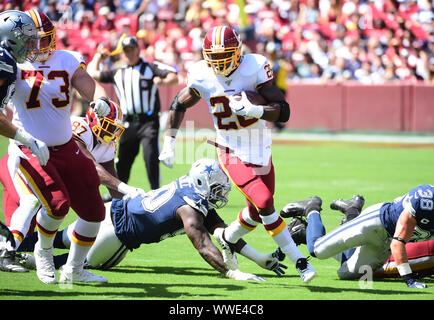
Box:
(0, 136), (433, 302)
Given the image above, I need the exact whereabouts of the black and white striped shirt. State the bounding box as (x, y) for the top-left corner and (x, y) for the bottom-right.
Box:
(99, 59), (177, 118)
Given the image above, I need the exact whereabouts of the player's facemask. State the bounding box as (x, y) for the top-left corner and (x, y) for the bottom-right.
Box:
(202, 26), (242, 76)
(203, 48), (241, 76)
(86, 100), (125, 148)
(208, 183), (231, 209)
(26, 9), (56, 62)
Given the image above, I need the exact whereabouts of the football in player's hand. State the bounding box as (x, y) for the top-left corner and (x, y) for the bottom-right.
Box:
(232, 91), (267, 105)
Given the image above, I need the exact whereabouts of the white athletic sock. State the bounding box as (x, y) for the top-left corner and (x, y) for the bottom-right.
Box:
(224, 208), (260, 243)
(36, 208), (64, 249)
(260, 211), (304, 264)
(65, 218), (100, 268)
(10, 194), (41, 249)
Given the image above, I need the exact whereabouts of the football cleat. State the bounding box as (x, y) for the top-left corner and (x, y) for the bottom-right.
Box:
(0, 249), (29, 272)
(34, 241), (57, 284)
(295, 257), (316, 283)
(15, 252), (36, 270)
(213, 228), (238, 270)
(287, 217), (307, 246)
(59, 264), (108, 283)
(280, 196), (322, 218)
(330, 195), (364, 224)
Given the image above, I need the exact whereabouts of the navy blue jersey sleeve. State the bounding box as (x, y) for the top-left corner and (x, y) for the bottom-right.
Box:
(0, 48), (17, 109)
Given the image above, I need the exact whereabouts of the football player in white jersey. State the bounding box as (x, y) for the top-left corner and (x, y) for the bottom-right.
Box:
(0, 99), (145, 270)
(159, 26), (316, 283)
(71, 98), (145, 199)
(0, 10), (49, 272)
(3, 8), (111, 284)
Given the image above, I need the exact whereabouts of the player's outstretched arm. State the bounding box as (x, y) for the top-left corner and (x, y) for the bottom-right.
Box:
(177, 206), (264, 281)
(74, 141), (144, 199)
(392, 209), (427, 288)
(204, 213), (287, 276)
(159, 87), (201, 168)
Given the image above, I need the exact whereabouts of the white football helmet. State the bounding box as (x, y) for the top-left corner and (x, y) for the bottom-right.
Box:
(0, 10), (39, 63)
(188, 158), (231, 209)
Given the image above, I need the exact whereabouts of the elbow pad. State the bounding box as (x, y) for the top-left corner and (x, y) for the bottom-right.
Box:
(169, 93), (186, 112)
(276, 101), (290, 122)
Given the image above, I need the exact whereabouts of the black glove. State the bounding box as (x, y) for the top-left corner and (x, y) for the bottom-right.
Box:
(266, 258), (288, 276)
(272, 247), (286, 261)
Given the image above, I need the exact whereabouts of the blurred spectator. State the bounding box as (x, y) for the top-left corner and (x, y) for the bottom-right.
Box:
(92, 5), (115, 31)
(16, 0), (431, 88)
(45, 0), (62, 21)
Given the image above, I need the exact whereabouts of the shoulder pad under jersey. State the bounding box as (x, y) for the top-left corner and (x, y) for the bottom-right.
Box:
(186, 60), (212, 89)
(238, 54), (269, 77)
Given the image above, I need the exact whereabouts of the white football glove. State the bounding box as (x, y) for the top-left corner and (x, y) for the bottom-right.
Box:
(226, 269), (266, 281)
(90, 97), (111, 118)
(14, 128), (49, 166)
(117, 182), (146, 199)
(158, 136), (176, 168)
(228, 91), (264, 119)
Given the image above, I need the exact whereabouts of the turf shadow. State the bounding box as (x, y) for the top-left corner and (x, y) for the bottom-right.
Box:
(108, 265), (220, 277)
(1, 281), (246, 300)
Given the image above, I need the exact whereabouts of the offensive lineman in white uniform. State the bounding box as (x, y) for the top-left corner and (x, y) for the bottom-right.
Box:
(159, 25), (316, 283)
(0, 99), (146, 269)
(3, 8), (111, 284)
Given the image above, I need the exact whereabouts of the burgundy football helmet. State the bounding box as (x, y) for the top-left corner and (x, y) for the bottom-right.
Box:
(86, 99), (125, 148)
(26, 8), (56, 61)
(202, 26), (242, 76)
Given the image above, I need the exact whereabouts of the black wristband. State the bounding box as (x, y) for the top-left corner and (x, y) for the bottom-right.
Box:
(392, 236), (407, 244)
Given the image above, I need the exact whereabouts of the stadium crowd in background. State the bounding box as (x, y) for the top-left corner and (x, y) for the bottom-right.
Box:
(2, 0), (432, 87)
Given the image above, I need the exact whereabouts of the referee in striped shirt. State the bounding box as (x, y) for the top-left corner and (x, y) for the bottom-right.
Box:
(88, 36), (178, 191)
